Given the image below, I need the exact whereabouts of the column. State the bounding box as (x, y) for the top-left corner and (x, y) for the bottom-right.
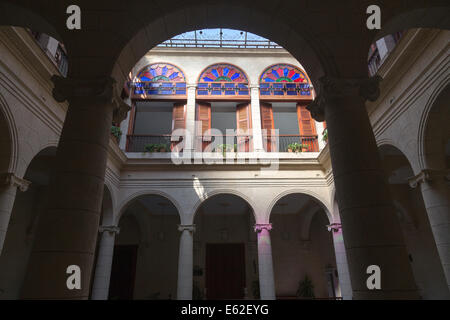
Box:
(308, 76), (418, 299)
(91, 225), (120, 300)
(315, 121), (326, 151)
(254, 223), (275, 300)
(21, 76), (120, 299)
(0, 173), (31, 254)
(177, 224), (195, 300)
(328, 223), (353, 300)
(250, 85), (264, 152)
(409, 169), (450, 292)
(184, 84), (197, 153)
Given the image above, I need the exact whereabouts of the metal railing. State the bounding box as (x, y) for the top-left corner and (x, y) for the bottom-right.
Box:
(263, 134), (319, 152)
(126, 135), (173, 152)
(158, 38), (282, 49)
(199, 135), (253, 152)
(131, 81), (187, 96)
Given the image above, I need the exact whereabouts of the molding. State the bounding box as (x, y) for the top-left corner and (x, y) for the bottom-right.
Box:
(99, 225), (120, 234)
(178, 224), (196, 232)
(408, 169), (450, 188)
(51, 76), (116, 103)
(0, 172), (31, 192)
(254, 223), (272, 232)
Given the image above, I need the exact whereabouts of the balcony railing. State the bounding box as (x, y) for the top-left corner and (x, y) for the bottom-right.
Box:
(131, 81), (187, 97)
(199, 134), (253, 152)
(126, 135), (175, 152)
(263, 134), (319, 152)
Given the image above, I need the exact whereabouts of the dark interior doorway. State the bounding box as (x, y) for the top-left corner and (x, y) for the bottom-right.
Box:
(108, 245), (138, 300)
(206, 243), (246, 299)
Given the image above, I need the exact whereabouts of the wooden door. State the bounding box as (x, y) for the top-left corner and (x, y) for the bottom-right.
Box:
(196, 102), (211, 151)
(297, 103), (318, 151)
(108, 245), (138, 300)
(260, 102), (276, 152)
(236, 103), (252, 152)
(171, 102), (186, 151)
(206, 243), (246, 300)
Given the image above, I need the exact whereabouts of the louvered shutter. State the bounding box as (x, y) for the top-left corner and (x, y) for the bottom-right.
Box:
(297, 103), (318, 151)
(260, 102), (276, 152)
(236, 103), (252, 152)
(171, 103), (186, 151)
(196, 102), (211, 151)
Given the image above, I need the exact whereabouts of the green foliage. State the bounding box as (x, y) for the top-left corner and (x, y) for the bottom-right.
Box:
(296, 275), (315, 298)
(144, 143), (169, 152)
(215, 144), (236, 154)
(322, 128), (328, 142)
(287, 142), (307, 152)
(111, 125), (122, 142)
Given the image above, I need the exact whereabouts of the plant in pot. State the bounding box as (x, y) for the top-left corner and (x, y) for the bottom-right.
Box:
(110, 125), (122, 143)
(287, 142), (307, 153)
(158, 143), (168, 152)
(216, 144), (234, 155)
(296, 275), (315, 299)
(322, 128), (328, 142)
(144, 143), (158, 152)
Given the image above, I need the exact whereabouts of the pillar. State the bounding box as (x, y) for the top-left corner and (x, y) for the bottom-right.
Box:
(184, 84), (197, 153)
(0, 173), (30, 254)
(308, 76), (419, 299)
(91, 225), (120, 300)
(409, 169), (450, 293)
(254, 223), (275, 300)
(21, 76), (118, 299)
(177, 224), (195, 300)
(250, 85), (264, 152)
(328, 222), (353, 300)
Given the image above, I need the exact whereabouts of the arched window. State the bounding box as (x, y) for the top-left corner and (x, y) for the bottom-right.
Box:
(259, 64), (312, 99)
(197, 63), (249, 98)
(132, 63), (187, 99)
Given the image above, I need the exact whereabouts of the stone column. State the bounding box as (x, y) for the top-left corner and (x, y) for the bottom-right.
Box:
(0, 173), (31, 254)
(328, 222), (353, 300)
(250, 85), (264, 152)
(307, 76), (418, 299)
(409, 169), (450, 293)
(91, 225), (120, 300)
(254, 223), (275, 300)
(184, 84), (197, 153)
(177, 224), (195, 300)
(315, 121), (326, 151)
(21, 76), (127, 299)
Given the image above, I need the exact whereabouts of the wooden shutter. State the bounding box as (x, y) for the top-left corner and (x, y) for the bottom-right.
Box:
(196, 102), (211, 151)
(297, 103), (318, 151)
(171, 103), (186, 151)
(260, 102), (275, 152)
(236, 103), (252, 152)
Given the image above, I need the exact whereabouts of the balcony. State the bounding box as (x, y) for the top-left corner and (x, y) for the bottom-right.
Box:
(263, 134), (319, 152)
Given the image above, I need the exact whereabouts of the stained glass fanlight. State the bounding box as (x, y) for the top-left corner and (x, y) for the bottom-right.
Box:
(136, 63), (186, 82)
(260, 64), (308, 83)
(199, 64), (248, 83)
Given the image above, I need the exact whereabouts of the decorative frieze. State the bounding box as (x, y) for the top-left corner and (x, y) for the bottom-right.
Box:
(408, 169), (450, 188)
(0, 172), (31, 192)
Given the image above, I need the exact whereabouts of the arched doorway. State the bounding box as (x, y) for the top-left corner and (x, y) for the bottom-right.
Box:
(379, 144), (449, 299)
(109, 194), (180, 299)
(193, 193), (256, 300)
(269, 193), (339, 299)
(0, 146), (56, 299)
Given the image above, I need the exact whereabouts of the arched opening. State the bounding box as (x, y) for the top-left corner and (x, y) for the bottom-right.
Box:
(379, 144), (449, 299)
(108, 194), (180, 300)
(0, 146), (56, 299)
(193, 193), (256, 300)
(269, 193), (339, 299)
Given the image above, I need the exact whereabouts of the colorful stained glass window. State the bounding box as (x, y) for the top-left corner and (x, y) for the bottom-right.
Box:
(260, 64), (308, 83)
(199, 64), (248, 83)
(136, 63), (186, 82)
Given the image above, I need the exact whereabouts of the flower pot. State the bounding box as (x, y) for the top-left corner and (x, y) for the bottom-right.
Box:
(288, 148), (293, 153)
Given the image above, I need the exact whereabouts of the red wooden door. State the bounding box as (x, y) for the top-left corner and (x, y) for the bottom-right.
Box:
(196, 102), (211, 151)
(171, 102), (186, 151)
(206, 243), (246, 300)
(236, 103), (252, 152)
(108, 245), (138, 300)
(297, 103), (318, 151)
(260, 102), (276, 152)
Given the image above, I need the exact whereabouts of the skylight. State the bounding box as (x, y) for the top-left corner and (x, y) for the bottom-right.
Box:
(158, 28), (282, 49)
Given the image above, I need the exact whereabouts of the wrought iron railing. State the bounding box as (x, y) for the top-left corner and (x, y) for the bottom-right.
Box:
(263, 134), (319, 152)
(197, 82), (249, 96)
(131, 82), (187, 96)
(198, 134), (253, 152)
(126, 135), (173, 152)
(259, 83), (312, 98)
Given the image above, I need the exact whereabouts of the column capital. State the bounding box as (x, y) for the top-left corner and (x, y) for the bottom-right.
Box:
(186, 84), (198, 89)
(326, 222), (342, 232)
(178, 224), (196, 232)
(99, 225), (120, 234)
(254, 223), (272, 233)
(51, 76), (116, 104)
(112, 89), (131, 124)
(249, 85), (260, 90)
(306, 75), (383, 122)
(408, 168), (450, 188)
(0, 172), (31, 192)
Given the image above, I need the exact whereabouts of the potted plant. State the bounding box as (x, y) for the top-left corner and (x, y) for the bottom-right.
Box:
(216, 144), (234, 155)
(287, 142), (307, 153)
(144, 143), (157, 152)
(158, 143), (168, 152)
(322, 128), (328, 142)
(296, 275), (315, 299)
(110, 125), (122, 143)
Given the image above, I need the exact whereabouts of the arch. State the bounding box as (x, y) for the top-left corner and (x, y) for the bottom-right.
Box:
(101, 184), (115, 226)
(418, 80), (450, 170)
(135, 62), (187, 83)
(0, 92), (18, 174)
(267, 189), (332, 224)
(198, 63), (249, 83)
(116, 190), (183, 224)
(192, 189), (257, 223)
(377, 140), (418, 175)
(259, 63), (311, 84)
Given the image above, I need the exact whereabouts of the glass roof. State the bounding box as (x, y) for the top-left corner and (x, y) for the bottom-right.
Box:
(158, 28), (282, 49)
